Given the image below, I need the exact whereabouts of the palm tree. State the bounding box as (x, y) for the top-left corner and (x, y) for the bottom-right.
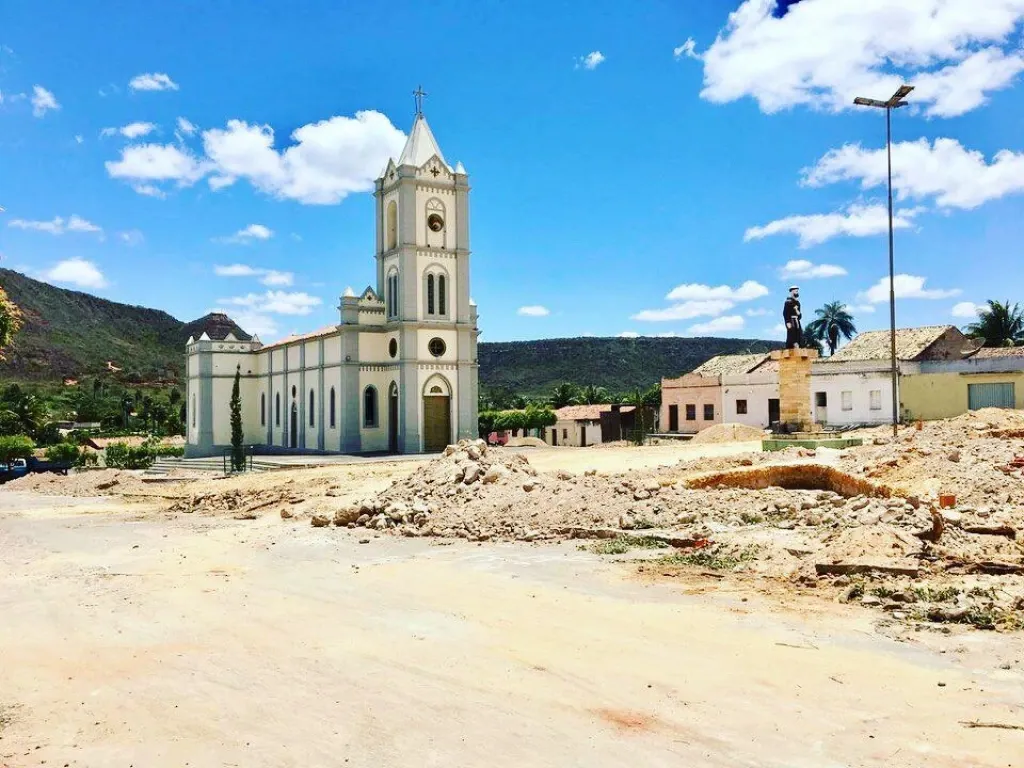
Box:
(550, 382), (582, 409)
(806, 301), (857, 356)
(966, 300), (1024, 347)
(579, 384), (608, 405)
(800, 328), (824, 356)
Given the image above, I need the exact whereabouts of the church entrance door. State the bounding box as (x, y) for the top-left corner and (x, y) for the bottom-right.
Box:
(290, 403), (298, 448)
(388, 383), (399, 453)
(423, 395), (451, 453)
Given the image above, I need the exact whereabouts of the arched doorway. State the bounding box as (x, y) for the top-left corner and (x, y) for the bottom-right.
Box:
(290, 403), (298, 448)
(422, 375), (451, 453)
(388, 382), (399, 454)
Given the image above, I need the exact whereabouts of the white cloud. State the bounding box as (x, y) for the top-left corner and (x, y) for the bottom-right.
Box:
(208, 308), (279, 339)
(517, 305), (550, 317)
(118, 229), (144, 246)
(214, 264), (294, 287)
(577, 51), (606, 70)
(746, 307), (769, 317)
(201, 112), (406, 204)
(666, 280), (769, 302)
(105, 143), (209, 189)
(8, 215), (102, 235)
(673, 38), (700, 60)
(176, 117), (197, 135)
(700, 0), (1024, 117)
(779, 259), (848, 279)
(131, 183), (166, 198)
(952, 301), (982, 318)
(102, 121), (157, 139)
(218, 290), (321, 316)
(688, 315), (745, 335)
(30, 85), (58, 117)
(803, 138), (1024, 211)
(42, 258), (107, 289)
(848, 304), (876, 314)
(216, 224), (274, 244)
(129, 72), (179, 92)
(618, 331), (640, 338)
(857, 274), (961, 304)
(74, 134), (84, 144)
(745, 203), (922, 248)
(632, 299), (735, 322)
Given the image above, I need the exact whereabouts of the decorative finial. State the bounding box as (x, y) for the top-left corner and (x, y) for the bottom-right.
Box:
(413, 85), (427, 116)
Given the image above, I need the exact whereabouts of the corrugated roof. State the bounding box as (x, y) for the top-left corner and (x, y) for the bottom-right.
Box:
(827, 326), (955, 362)
(555, 404), (636, 422)
(971, 346), (1024, 359)
(258, 325), (339, 352)
(691, 353), (769, 376)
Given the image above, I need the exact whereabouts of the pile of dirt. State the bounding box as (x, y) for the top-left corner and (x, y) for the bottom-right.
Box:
(505, 437), (547, 448)
(690, 423), (765, 444)
(3, 469), (152, 497)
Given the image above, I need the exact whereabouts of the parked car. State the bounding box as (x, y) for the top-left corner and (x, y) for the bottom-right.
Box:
(0, 456), (73, 484)
(487, 430), (510, 446)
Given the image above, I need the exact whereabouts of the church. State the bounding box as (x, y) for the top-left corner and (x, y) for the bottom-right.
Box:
(184, 104), (480, 457)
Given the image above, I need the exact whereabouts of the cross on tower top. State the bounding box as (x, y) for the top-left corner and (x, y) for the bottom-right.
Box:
(413, 85), (427, 116)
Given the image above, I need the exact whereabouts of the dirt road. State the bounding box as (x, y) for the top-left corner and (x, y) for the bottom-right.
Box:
(2, 490), (1023, 768)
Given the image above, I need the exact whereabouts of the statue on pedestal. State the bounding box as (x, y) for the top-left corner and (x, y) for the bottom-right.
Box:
(783, 285), (802, 349)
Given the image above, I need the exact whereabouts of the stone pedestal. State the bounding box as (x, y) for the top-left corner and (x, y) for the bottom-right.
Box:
(771, 348), (818, 432)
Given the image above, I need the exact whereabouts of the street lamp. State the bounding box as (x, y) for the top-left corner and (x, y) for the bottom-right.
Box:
(854, 84), (913, 439)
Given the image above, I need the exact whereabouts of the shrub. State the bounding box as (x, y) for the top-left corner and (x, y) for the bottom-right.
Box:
(44, 442), (82, 464)
(104, 442), (155, 469)
(0, 435), (35, 465)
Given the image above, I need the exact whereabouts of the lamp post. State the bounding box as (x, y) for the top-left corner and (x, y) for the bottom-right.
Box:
(853, 85), (913, 439)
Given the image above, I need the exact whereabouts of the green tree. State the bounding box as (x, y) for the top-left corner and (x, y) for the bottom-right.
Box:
(0, 435), (35, 465)
(625, 388), (652, 446)
(579, 384), (608, 405)
(0, 286), (23, 361)
(966, 300), (1024, 347)
(801, 328), (824, 356)
(230, 364), (245, 472)
(549, 382), (582, 409)
(524, 403), (557, 434)
(806, 302), (857, 356)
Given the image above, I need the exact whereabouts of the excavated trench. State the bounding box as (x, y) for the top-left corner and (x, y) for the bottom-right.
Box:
(685, 464), (890, 498)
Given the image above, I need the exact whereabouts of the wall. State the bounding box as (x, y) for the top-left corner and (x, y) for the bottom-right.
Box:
(721, 373), (779, 428)
(809, 368), (895, 426)
(545, 419), (601, 447)
(900, 371), (1024, 421)
(661, 375), (722, 433)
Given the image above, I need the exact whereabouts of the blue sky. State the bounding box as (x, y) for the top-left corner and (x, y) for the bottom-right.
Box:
(1, 0), (1023, 344)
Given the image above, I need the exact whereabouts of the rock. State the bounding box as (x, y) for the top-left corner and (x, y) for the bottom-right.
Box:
(310, 514), (330, 528)
(775, 519), (796, 530)
(280, 508), (294, 519)
(676, 511), (698, 524)
(619, 514), (636, 530)
(522, 480), (536, 492)
(633, 489), (651, 501)
(443, 445), (457, 457)
(947, 450), (961, 463)
(850, 498), (870, 511)
(463, 463), (482, 485)
(557, 470), (575, 481)
(861, 595), (882, 606)
(356, 513), (371, 526)
(482, 466), (505, 485)
(333, 508), (357, 526)
(466, 444), (482, 461)
(584, 469), (597, 477)
(358, 538), (370, 544)
(412, 499), (430, 515)
(940, 509), (963, 526)
(643, 480), (661, 494)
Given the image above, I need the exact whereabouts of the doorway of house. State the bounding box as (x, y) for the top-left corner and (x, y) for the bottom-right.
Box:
(422, 383), (451, 453)
(814, 392), (828, 424)
(668, 404), (679, 432)
(768, 398), (780, 426)
(290, 403), (298, 448)
(388, 383), (399, 453)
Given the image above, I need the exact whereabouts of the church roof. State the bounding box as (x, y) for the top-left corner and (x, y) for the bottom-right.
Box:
(181, 312), (252, 343)
(397, 114), (450, 170)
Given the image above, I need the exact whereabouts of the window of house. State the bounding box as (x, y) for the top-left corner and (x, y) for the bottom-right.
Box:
(329, 387), (336, 428)
(275, 393), (281, 426)
(563, 428), (568, 440)
(736, 399), (748, 415)
(841, 391), (853, 411)
(427, 273), (435, 315)
(261, 393), (266, 426)
(685, 404), (696, 421)
(438, 275), (447, 315)
(869, 390), (882, 411)
(309, 390), (315, 427)
(703, 403), (714, 421)
(364, 386), (378, 427)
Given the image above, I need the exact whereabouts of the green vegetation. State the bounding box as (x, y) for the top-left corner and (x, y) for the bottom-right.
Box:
(806, 301), (857, 357)
(589, 536), (670, 555)
(655, 544), (759, 571)
(103, 438), (182, 469)
(0, 435), (35, 465)
(230, 365), (245, 472)
(478, 404), (557, 438)
(965, 300), (1024, 347)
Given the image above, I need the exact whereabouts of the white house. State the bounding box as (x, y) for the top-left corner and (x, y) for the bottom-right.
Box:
(185, 105), (480, 457)
(545, 404), (636, 447)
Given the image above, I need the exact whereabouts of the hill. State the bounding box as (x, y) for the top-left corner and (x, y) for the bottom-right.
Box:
(0, 268), (781, 392)
(479, 336), (781, 397)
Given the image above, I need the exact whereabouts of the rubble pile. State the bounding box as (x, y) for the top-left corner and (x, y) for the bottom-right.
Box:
(4, 469), (152, 497)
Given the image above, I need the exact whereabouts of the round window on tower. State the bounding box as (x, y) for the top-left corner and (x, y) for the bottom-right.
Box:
(389, 338), (398, 358)
(427, 213), (445, 233)
(428, 337), (446, 358)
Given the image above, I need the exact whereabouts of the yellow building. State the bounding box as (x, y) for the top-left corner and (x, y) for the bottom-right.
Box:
(900, 348), (1024, 421)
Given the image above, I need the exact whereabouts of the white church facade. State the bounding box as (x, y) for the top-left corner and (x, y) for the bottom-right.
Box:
(184, 108), (480, 457)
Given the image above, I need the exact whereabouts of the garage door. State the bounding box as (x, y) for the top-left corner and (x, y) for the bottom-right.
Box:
(967, 382), (1015, 410)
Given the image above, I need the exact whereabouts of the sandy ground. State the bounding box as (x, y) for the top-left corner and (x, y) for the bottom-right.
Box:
(2, 486), (1023, 768)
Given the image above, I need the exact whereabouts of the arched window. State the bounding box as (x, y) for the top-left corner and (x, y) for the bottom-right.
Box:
(386, 200), (398, 250)
(364, 386), (378, 428)
(438, 274), (446, 315)
(261, 393), (266, 426)
(309, 389), (315, 427)
(386, 270), (399, 320)
(423, 266), (450, 319)
(427, 274), (435, 315)
(329, 387), (336, 428)
(275, 393), (281, 426)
